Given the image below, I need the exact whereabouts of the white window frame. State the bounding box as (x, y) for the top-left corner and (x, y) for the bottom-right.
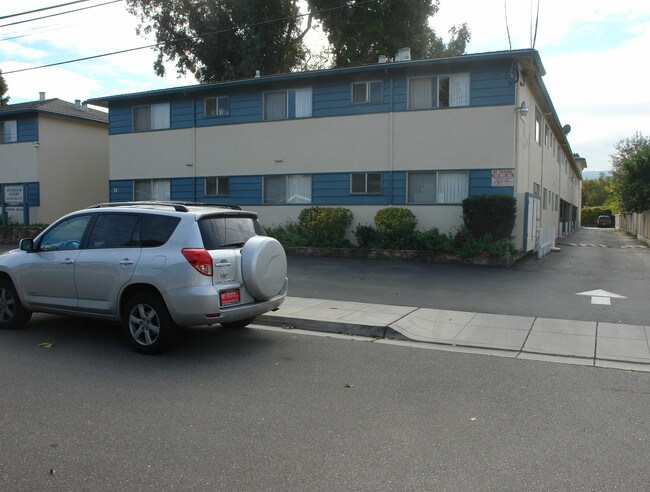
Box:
(204, 177), (229, 197)
(351, 81), (383, 104)
(1, 120), (17, 143)
(535, 108), (542, 145)
(263, 175), (312, 204)
(406, 171), (469, 204)
(133, 179), (171, 201)
(294, 88), (313, 118)
(408, 73), (469, 109)
(350, 172), (382, 194)
(133, 103), (170, 132)
(205, 96), (230, 117)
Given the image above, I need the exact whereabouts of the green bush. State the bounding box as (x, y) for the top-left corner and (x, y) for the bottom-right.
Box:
(412, 228), (454, 254)
(374, 207), (417, 249)
(353, 224), (379, 249)
(264, 222), (310, 247)
(581, 206), (613, 226)
(462, 195), (516, 240)
(298, 206), (353, 247)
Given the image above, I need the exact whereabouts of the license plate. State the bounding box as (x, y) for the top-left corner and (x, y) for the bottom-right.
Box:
(220, 289), (240, 306)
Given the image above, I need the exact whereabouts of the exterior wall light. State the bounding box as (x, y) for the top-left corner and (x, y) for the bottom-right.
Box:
(515, 101), (528, 116)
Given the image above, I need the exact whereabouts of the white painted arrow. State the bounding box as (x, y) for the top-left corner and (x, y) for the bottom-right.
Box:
(576, 289), (627, 305)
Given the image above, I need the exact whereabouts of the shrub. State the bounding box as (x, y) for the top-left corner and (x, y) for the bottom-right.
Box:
(353, 224), (379, 249)
(462, 195), (516, 240)
(374, 207), (417, 249)
(412, 228), (454, 254)
(298, 206), (353, 247)
(264, 222), (310, 247)
(581, 206), (613, 226)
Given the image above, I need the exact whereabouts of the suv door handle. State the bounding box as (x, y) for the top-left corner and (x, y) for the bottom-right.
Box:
(119, 259), (134, 266)
(62, 258), (74, 265)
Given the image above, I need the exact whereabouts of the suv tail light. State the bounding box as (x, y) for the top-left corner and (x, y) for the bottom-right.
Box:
(182, 248), (213, 276)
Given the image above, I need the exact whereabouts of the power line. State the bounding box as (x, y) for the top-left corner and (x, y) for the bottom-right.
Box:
(4, 0), (381, 75)
(0, 0), (91, 20)
(0, 0), (123, 29)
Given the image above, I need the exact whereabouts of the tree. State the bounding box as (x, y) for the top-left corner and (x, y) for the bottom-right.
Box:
(611, 132), (650, 213)
(307, 0), (470, 67)
(125, 0), (311, 82)
(581, 173), (612, 208)
(0, 70), (9, 107)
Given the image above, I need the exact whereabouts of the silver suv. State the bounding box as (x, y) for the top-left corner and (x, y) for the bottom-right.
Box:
(0, 202), (287, 354)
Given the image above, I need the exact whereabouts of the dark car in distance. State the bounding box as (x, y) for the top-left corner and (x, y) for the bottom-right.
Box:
(597, 215), (612, 227)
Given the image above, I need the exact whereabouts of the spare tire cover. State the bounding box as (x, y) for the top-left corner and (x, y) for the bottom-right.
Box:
(241, 236), (287, 300)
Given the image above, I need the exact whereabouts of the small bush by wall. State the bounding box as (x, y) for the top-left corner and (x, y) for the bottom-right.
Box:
(374, 207), (417, 249)
(462, 195), (516, 240)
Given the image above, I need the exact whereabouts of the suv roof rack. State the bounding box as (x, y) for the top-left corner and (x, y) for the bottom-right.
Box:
(87, 201), (243, 212)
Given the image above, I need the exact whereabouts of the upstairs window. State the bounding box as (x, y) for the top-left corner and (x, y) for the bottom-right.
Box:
(352, 81), (383, 104)
(205, 177), (229, 197)
(264, 91), (287, 120)
(408, 74), (469, 109)
(535, 108), (542, 145)
(351, 172), (381, 194)
(1, 120), (17, 143)
(133, 103), (170, 132)
(205, 96), (229, 117)
(294, 88), (313, 118)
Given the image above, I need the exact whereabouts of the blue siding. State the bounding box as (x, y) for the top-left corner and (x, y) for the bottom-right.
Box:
(196, 92), (262, 127)
(110, 170), (514, 206)
(170, 99), (194, 129)
(468, 169), (514, 196)
(109, 180), (134, 201)
(17, 116), (38, 142)
(109, 105), (132, 135)
(313, 80), (390, 117)
(170, 178), (194, 200)
(27, 182), (40, 206)
(470, 69), (515, 107)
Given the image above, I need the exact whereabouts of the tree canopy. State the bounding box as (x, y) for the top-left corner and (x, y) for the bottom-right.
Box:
(126, 0), (309, 82)
(581, 173), (614, 209)
(0, 70), (9, 107)
(611, 132), (650, 213)
(126, 0), (470, 82)
(309, 0), (470, 67)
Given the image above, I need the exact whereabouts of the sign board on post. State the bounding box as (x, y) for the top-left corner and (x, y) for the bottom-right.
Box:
(4, 185), (24, 204)
(491, 170), (514, 187)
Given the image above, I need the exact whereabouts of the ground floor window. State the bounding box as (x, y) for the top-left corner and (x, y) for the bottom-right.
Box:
(263, 175), (311, 204)
(134, 179), (171, 201)
(407, 171), (468, 204)
(351, 172), (381, 194)
(205, 177), (229, 197)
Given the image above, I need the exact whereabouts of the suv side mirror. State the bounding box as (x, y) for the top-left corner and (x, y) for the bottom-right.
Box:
(19, 238), (34, 252)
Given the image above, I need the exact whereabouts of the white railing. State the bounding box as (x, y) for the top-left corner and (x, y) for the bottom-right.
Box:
(538, 226), (556, 258)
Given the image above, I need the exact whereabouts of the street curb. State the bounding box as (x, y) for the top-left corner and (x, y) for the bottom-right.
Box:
(257, 314), (409, 341)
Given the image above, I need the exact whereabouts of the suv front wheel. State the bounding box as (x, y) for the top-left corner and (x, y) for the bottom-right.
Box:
(123, 292), (176, 354)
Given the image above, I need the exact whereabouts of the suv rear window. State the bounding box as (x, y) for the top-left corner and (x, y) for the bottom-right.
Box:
(140, 215), (181, 247)
(198, 216), (264, 249)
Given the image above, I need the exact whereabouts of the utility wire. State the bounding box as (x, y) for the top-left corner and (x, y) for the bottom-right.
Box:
(0, 0), (91, 20)
(4, 0), (381, 75)
(0, 0), (123, 29)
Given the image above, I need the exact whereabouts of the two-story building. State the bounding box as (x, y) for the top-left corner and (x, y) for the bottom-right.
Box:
(87, 48), (584, 253)
(0, 93), (109, 224)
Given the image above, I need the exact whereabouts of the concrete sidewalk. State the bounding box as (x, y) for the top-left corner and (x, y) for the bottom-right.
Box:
(259, 296), (650, 372)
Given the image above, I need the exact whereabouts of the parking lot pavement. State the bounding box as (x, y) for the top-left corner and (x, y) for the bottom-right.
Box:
(259, 296), (650, 372)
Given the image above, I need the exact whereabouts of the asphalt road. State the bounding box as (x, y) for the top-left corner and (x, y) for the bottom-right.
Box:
(286, 227), (650, 326)
(1, 316), (649, 491)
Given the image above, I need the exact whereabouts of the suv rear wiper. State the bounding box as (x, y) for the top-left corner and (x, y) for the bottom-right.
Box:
(220, 241), (246, 248)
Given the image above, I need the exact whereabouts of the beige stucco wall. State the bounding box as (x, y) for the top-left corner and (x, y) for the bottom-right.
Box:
(249, 204), (464, 239)
(36, 114), (108, 222)
(0, 142), (39, 183)
(110, 106), (517, 181)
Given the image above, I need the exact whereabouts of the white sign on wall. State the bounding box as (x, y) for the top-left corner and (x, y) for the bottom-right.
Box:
(491, 170), (514, 187)
(4, 185), (24, 204)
